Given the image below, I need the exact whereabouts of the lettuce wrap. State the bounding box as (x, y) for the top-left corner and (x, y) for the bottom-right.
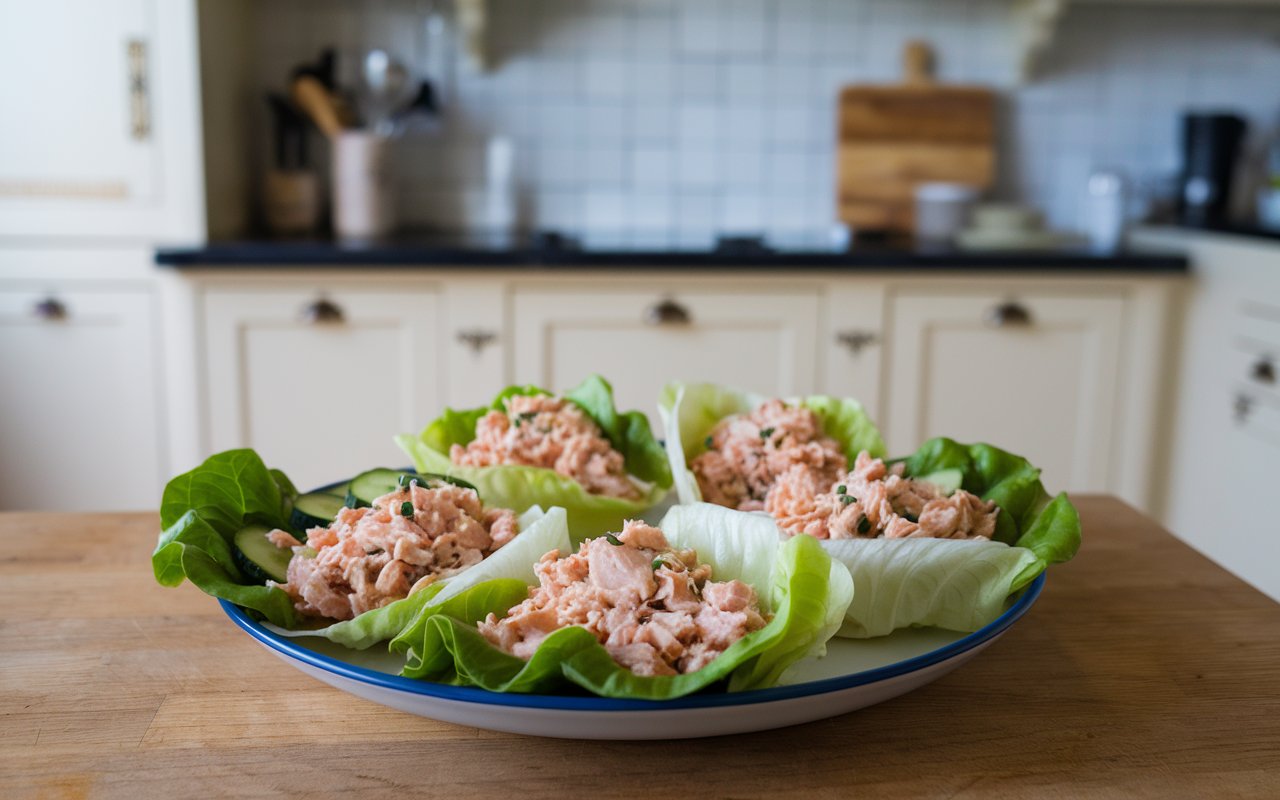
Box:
(389, 502), (854, 699)
(397, 375), (672, 542)
(152, 449), (572, 646)
(822, 437), (1080, 638)
(658, 380), (886, 506)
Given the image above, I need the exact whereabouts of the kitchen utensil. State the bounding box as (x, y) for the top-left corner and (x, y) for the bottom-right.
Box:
(292, 48), (357, 128)
(360, 50), (414, 135)
(837, 41), (995, 235)
(331, 131), (395, 239)
(290, 74), (346, 139)
(224, 574), (1043, 739)
(392, 80), (441, 135)
(914, 182), (978, 243)
(1178, 112), (1246, 228)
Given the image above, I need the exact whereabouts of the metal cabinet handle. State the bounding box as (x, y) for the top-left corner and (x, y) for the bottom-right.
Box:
(1234, 393), (1253, 424)
(33, 297), (67, 321)
(457, 329), (497, 354)
(1251, 358), (1275, 386)
(985, 301), (1033, 328)
(300, 297), (344, 324)
(127, 39), (150, 141)
(644, 298), (691, 326)
(835, 330), (879, 355)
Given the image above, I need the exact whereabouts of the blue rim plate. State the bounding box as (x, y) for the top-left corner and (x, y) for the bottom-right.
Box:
(219, 571), (1044, 712)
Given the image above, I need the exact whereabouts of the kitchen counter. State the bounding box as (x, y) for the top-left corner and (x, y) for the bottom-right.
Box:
(154, 233), (1188, 272)
(3, 497), (1277, 797)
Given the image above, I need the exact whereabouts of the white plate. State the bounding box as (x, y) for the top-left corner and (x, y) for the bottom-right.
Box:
(220, 573), (1042, 740)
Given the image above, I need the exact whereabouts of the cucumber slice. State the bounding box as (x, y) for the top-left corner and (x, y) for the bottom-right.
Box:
(917, 468), (964, 495)
(290, 492), (346, 532)
(344, 468), (478, 508)
(320, 481), (349, 499)
(232, 524), (293, 584)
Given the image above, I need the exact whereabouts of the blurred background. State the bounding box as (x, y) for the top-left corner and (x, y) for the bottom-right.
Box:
(1, 0), (1277, 598)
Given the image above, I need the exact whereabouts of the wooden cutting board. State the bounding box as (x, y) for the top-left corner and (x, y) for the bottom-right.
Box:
(837, 41), (995, 234)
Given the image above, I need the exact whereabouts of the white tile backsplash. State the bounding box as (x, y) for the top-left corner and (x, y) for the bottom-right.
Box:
(255, 0), (1280, 236)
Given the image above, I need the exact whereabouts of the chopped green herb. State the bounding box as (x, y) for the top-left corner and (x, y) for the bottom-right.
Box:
(603, 533), (623, 546)
(652, 558), (664, 570)
(704, 436), (714, 449)
(397, 473), (415, 489)
(518, 411), (538, 421)
(836, 484), (847, 495)
(400, 501), (414, 517)
(760, 427), (775, 439)
(840, 494), (855, 505)
(857, 515), (872, 534)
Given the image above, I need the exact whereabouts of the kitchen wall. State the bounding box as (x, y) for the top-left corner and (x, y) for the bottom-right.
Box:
(254, 0), (1280, 242)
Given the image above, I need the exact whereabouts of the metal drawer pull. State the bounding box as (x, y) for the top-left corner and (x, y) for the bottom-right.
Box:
(300, 298), (344, 324)
(835, 330), (879, 355)
(985, 301), (1033, 328)
(644, 298), (691, 326)
(1252, 358), (1275, 386)
(1234, 393), (1253, 424)
(127, 39), (150, 141)
(457, 329), (497, 353)
(33, 297), (67, 321)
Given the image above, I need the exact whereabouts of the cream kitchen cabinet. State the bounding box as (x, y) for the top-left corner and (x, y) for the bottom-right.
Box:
(0, 284), (164, 511)
(510, 283), (821, 414)
(201, 285), (444, 490)
(880, 285), (1137, 496)
(0, 0), (203, 241)
(1148, 230), (1280, 602)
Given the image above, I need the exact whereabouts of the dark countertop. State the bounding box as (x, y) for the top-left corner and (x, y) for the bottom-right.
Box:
(154, 231), (1189, 272)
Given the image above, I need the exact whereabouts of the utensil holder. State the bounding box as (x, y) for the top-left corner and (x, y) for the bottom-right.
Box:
(332, 132), (395, 239)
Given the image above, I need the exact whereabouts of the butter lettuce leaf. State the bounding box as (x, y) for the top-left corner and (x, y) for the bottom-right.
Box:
(398, 375), (671, 542)
(394, 503), (853, 698)
(659, 381), (886, 505)
(153, 449), (299, 627)
(822, 437), (1081, 638)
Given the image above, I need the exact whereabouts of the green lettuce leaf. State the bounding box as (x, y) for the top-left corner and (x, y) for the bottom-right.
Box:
(659, 381), (887, 505)
(274, 506), (571, 649)
(821, 537), (1041, 637)
(153, 449), (299, 627)
(394, 503), (853, 698)
(398, 375), (671, 542)
(822, 437), (1082, 638)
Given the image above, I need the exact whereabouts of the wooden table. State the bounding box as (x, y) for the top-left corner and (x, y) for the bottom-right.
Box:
(3, 497), (1278, 799)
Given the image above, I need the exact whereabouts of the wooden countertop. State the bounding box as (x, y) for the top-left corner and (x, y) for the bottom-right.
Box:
(3, 496), (1278, 798)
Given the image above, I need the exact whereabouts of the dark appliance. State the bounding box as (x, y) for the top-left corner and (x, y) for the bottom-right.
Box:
(1178, 112), (1247, 227)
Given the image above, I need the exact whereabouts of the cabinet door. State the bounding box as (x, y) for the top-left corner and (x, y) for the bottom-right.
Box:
(203, 288), (442, 490)
(0, 0), (201, 239)
(511, 287), (820, 414)
(884, 291), (1124, 492)
(0, 288), (163, 511)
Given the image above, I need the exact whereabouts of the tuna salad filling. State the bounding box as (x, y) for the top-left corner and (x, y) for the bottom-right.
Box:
(767, 451), (998, 541)
(450, 394), (640, 499)
(267, 482), (518, 621)
(479, 520), (769, 677)
(692, 399), (847, 511)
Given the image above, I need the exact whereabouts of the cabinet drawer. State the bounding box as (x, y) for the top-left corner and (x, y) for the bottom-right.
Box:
(202, 288), (442, 489)
(883, 290), (1125, 491)
(511, 287), (821, 413)
(0, 286), (162, 510)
